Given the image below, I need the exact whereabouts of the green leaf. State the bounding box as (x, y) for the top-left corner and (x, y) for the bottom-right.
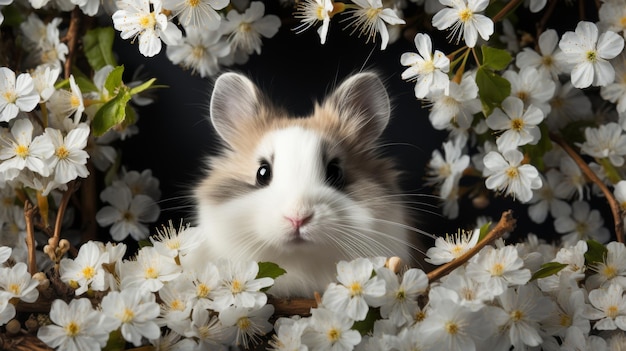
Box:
(585, 239), (608, 266)
(129, 78), (157, 96)
(102, 329), (125, 351)
(530, 262), (568, 281)
(83, 27), (118, 71)
(476, 66), (511, 116)
(481, 45), (512, 71)
(71, 69), (99, 93)
(353, 308), (381, 336)
(92, 87), (132, 137)
(477, 221), (492, 242)
(104, 66), (125, 96)
(257, 262), (287, 280)
(1, 5), (25, 27)
(138, 239), (152, 248)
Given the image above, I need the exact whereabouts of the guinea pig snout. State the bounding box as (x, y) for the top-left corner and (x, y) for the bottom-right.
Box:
(284, 213), (313, 229)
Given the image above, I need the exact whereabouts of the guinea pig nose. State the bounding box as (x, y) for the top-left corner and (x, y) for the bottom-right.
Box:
(285, 213), (313, 229)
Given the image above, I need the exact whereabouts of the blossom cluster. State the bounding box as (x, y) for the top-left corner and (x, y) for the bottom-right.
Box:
(269, 235), (626, 351)
(0, 222), (279, 350)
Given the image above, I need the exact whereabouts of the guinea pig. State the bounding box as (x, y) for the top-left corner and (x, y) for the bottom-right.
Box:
(186, 72), (414, 297)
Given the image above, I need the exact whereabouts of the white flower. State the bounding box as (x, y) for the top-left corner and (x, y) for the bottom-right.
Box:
(0, 68), (39, 123)
(465, 245), (531, 296)
(527, 168), (572, 224)
(585, 283), (626, 331)
(95, 183), (160, 241)
(0, 246), (10, 265)
(47, 75), (84, 124)
(537, 240), (588, 292)
(59, 241), (109, 295)
(119, 246), (181, 292)
(0, 262), (39, 303)
(45, 124), (90, 184)
(120, 168), (161, 200)
(598, 0), (626, 37)
(344, 0), (406, 50)
(0, 118), (54, 181)
(439, 267), (495, 310)
(157, 278), (195, 335)
(601, 52), (626, 113)
(187, 306), (229, 348)
(492, 285), (555, 349)
(580, 122), (626, 166)
(162, 0), (228, 29)
(555, 156), (587, 200)
(166, 27), (231, 78)
(31, 64), (60, 103)
(37, 298), (116, 351)
(294, 0), (334, 44)
(100, 288), (161, 346)
(486, 96), (545, 151)
(426, 136), (469, 198)
(427, 72), (481, 130)
(374, 267), (428, 327)
(112, 0), (183, 57)
(222, 2), (281, 57)
(587, 241), (626, 289)
(516, 29), (567, 79)
(301, 307), (361, 350)
(220, 305), (275, 349)
(213, 259), (274, 311)
(71, 0), (100, 16)
(543, 287), (590, 337)
(425, 228), (479, 265)
(322, 258), (386, 321)
(185, 260), (221, 308)
(504, 66), (556, 115)
(546, 80), (593, 131)
(150, 221), (197, 258)
(432, 0), (494, 48)
(483, 149), (542, 203)
(420, 295), (489, 351)
(0, 291), (16, 326)
(401, 33), (450, 98)
(554, 201), (610, 247)
(558, 21), (624, 88)
(269, 317), (309, 351)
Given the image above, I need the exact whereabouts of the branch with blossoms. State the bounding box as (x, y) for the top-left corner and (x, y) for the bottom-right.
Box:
(2, 0), (626, 350)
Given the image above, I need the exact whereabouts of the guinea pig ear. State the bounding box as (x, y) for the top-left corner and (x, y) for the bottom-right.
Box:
(210, 72), (260, 146)
(326, 72), (390, 141)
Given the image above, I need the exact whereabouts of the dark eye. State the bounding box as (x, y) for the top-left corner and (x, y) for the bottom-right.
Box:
(326, 159), (345, 189)
(256, 161), (272, 187)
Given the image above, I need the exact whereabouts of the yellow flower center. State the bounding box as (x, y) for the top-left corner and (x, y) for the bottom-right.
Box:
(170, 299), (184, 311)
(65, 321), (80, 336)
(462, 287), (475, 300)
(120, 308), (135, 323)
(559, 313), (572, 327)
(2, 91), (16, 103)
(316, 5), (325, 20)
(56, 146), (70, 159)
(238, 22), (251, 33)
(415, 310), (426, 322)
(459, 8), (473, 22)
(231, 279), (243, 294)
(15, 144), (29, 159)
(603, 265), (618, 279)
(186, 0), (199, 7)
(237, 317), (251, 330)
(576, 222), (588, 235)
(145, 267), (158, 279)
(586, 50), (597, 62)
(607, 305), (619, 319)
(396, 289), (406, 300)
(445, 321), (459, 334)
(510, 309), (524, 321)
(8, 283), (20, 295)
(620, 16), (626, 27)
(542, 55), (553, 67)
(490, 263), (505, 276)
(349, 282), (363, 297)
(81, 266), (96, 280)
(511, 118), (525, 131)
(197, 283), (210, 298)
(70, 94), (81, 109)
(365, 7), (382, 20)
(327, 328), (341, 342)
(516, 91), (529, 104)
(451, 244), (464, 257)
(506, 167), (519, 180)
(191, 46), (206, 59)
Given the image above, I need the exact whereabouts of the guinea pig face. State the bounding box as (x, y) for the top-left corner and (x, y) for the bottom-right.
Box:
(248, 126), (371, 254)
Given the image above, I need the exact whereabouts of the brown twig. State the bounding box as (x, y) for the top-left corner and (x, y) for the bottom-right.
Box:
(492, 0), (523, 23)
(268, 297), (316, 317)
(551, 133), (625, 244)
(24, 201), (38, 275)
(48, 181), (81, 264)
(427, 210), (517, 282)
(62, 7), (81, 79)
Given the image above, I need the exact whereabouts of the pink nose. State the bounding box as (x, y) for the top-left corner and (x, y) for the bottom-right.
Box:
(286, 214), (313, 229)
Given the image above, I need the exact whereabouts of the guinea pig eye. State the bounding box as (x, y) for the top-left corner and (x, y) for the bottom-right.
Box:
(256, 161), (272, 187)
(326, 159), (345, 189)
